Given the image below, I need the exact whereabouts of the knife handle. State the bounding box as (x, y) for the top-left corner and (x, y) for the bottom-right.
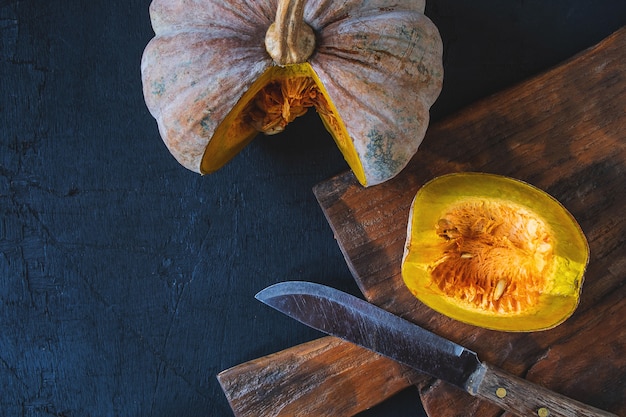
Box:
(468, 363), (617, 417)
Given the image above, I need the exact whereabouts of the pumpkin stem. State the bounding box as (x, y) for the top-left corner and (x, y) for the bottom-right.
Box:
(265, 0), (315, 66)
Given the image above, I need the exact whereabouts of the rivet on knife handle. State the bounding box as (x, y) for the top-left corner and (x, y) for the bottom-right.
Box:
(467, 363), (617, 417)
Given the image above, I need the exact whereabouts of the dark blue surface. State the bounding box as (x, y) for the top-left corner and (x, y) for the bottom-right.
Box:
(1, 1), (625, 416)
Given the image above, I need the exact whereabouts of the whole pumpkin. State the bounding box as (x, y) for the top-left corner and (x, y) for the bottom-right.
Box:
(141, 0), (443, 186)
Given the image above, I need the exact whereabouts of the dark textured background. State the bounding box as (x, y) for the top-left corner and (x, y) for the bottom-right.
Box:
(1, 1), (625, 416)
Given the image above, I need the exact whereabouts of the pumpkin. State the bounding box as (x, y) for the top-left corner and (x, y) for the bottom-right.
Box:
(401, 173), (589, 332)
(140, 0), (443, 186)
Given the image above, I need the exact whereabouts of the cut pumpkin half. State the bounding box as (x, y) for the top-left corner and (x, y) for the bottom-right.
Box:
(401, 172), (589, 332)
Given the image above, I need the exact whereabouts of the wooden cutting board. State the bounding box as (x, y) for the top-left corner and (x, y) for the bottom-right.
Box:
(313, 25), (626, 416)
(219, 26), (626, 417)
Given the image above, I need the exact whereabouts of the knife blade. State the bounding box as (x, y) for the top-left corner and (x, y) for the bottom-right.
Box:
(256, 281), (617, 417)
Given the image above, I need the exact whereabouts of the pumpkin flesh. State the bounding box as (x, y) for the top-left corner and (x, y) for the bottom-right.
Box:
(401, 173), (589, 332)
(201, 63), (365, 184)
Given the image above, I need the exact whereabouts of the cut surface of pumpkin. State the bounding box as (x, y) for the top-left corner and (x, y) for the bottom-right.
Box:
(201, 63), (365, 184)
(401, 173), (589, 332)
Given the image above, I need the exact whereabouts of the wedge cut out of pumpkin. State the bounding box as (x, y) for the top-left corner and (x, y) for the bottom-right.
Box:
(140, 0), (443, 186)
(401, 173), (590, 332)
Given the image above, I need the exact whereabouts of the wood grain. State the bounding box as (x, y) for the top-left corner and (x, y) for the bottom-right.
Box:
(217, 336), (426, 417)
(218, 26), (626, 417)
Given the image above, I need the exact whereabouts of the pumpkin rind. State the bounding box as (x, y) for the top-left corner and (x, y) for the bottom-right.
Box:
(310, 10), (443, 185)
(141, 0), (275, 172)
(141, 0), (443, 186)
(401, 173), (589, 332)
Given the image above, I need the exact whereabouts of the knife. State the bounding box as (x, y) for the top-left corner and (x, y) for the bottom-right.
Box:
(256, 281), (617, 417)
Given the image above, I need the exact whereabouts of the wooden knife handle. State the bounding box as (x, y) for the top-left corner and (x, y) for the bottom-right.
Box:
(217, 336), (427, 417)
(468, 363), (617, 417)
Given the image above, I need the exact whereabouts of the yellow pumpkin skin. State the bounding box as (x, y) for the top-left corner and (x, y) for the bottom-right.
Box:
(401, 173), (589, 332)
(141, 0), (443, 186)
